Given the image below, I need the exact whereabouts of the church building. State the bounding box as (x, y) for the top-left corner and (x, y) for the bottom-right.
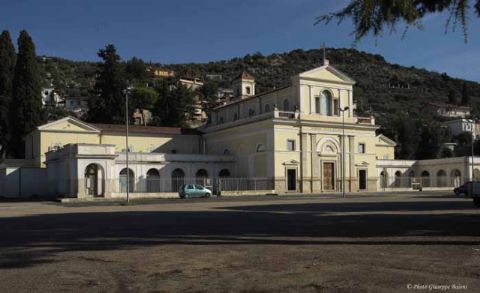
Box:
(6, 59), (474, 200)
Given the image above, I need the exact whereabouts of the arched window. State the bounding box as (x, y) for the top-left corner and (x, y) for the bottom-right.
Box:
(248, 109), (255, 117)
(283, 99), (290, 111)
(264, 104), (270, 113)
(394, 171), (402, 187)
(320, 91), (332, 116)
(85, 164), (104, 197)
(421, 171), (430, 187)
(223, 149), (231, 155)
(246, 86), (251, 95)
(437, 170), (447, 187)
(219, 169), (231, 178)
(195, 169), (209, 185)
(233, 113), (239, 121)
(119, 168), (134, 193)
(256, 143), (265, 152)
(171, 168), (185, 192)
(146, 169), (160, 192)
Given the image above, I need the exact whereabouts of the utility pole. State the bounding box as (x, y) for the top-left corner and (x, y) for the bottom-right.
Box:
(340, 106), (350, 198)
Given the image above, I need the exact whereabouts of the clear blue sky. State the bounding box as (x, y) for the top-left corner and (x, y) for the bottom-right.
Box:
(1, 0), (479, 81)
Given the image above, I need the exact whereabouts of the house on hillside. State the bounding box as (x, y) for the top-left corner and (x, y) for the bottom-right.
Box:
(65, 96), (89, 118)
(444, 118), (480, 139)
(41, 88), (64, 107)
(428, 102), (471, 118)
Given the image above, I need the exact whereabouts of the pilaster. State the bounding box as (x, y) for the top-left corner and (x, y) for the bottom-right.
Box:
(300, 132), (309, 192)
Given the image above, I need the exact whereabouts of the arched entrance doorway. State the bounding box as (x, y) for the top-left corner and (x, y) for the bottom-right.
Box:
(120, 168), (134, 193)
(394, 171), (402, 187)
(85, 164), (104, 197)
(437, 170), (447, 187)
(195, 169), (209, 185)
(219, 169), (231, 178)
(146, 169), (160, 192)
(451, 169), (462, 187)
(171, 168), (185, 192)
(421, 171), (430, 187)
(474, 169), (480, 181)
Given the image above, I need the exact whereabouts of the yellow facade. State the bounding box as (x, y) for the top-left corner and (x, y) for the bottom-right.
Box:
(204, 60), (395, 193)
(26, 117), (200, 167)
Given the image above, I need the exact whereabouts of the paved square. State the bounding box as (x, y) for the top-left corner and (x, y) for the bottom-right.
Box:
(0, 192), (479, 292)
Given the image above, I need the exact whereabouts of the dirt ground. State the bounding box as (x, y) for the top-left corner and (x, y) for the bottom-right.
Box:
(0, 193), (479, 292)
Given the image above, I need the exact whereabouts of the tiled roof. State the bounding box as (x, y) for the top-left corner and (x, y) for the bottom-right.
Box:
(427, 102), (471, 110)
(233, 71), (255, 81)
(91, 123), (200, 135)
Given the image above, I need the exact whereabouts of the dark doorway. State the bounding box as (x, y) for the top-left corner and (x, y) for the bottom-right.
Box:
(287, 169), (296, 191)
(359, 169), (367, 190)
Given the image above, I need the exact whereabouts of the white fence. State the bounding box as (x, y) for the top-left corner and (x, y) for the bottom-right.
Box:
(378, 175), (462, 189)
(111, 177), (276, 194)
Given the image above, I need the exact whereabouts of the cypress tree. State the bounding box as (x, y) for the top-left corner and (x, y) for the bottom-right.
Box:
(0, 30), (16, 158)
(9, 30), (45, 158)
(87, 44), (126, 124)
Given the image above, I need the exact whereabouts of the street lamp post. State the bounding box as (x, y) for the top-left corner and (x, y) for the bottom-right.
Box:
(470, 119), (475, 197)
(125, 87), (131, 204)
(339, 106), (350, 198)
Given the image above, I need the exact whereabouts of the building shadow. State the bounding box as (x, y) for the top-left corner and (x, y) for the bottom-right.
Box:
(0, 199), (479, 269)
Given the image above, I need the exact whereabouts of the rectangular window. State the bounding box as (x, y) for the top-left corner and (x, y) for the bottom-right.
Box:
(315, 97), (320, 113)
(358, 143), (366, 154)
(287, 140), (296, 151)
(334, 100), (339, 115)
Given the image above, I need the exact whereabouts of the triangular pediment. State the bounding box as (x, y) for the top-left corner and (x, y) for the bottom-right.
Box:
(376, 134), (397, 147)
(37, 116), (100, 133)
(299, 65), (355, 85)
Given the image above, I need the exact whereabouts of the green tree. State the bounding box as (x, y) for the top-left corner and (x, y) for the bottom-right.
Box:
(461, 82), (470, 106)
(415, 125), (450, 159)
(154, 83), (194, 127)
(317, 0), (480, 43)
(45, 106), (70, 121)
(448, 89), (458, 104)
(453, 131), (473, 156)
(131, 87), (159, 110)
(87, 44), (127, 124)
(395, 117), (418, 159)
(126, 57), (149, 82)
(130, 87), (159, 124)
(0, 30), (16, 158)
(9, 30), (45, 158)
(440, 147), (454, 158)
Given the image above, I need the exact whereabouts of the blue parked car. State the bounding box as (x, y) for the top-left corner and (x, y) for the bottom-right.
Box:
(453, 181), (480, 196)
(179, 184), (212, 199)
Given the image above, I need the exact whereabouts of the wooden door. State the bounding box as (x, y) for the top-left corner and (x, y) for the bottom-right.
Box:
(323, 163), (334, 190)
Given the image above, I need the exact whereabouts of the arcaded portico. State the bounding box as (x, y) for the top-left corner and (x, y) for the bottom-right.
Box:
(44, 143), (235, 198)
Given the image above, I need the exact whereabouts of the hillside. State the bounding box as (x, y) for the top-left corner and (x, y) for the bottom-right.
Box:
(162, 48), (480, 129)
(39, 48), (480, 159)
